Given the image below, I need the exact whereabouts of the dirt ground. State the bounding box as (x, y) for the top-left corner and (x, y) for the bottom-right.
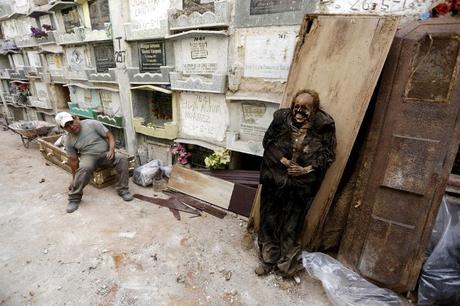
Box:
(0, 130), (332, 306)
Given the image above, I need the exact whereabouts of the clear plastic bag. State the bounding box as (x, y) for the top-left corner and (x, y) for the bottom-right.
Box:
(302, 252), (402, 306)
(132, 159), (162, 187)
(417, 195), (460, 305)
(160, 166), (172, 178)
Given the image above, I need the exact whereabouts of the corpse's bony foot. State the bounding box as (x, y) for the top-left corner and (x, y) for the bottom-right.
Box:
(254, 263), (274, 276)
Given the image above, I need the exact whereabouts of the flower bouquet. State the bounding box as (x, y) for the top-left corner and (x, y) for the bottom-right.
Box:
(204, 149), (231, 170)
(30, 26), (48, 38)
(170, 143), (191, 166)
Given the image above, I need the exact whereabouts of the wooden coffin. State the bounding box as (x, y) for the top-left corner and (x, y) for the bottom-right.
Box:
(37, 134), (135, 189)
(339, 16), (460, 292)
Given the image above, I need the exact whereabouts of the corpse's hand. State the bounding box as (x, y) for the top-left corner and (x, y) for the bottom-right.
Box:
(280, 157), (291, 167)
(287, 161), (313, 177)
(106, 148), (115, 160)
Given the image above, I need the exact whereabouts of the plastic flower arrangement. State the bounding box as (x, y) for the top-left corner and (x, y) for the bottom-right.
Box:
(15, 82), (29, 93)
(30, 26), (48, 38)
(170, 143), (191, 165)
(11, 82), (30, 96)
(204, 149), (231, 170)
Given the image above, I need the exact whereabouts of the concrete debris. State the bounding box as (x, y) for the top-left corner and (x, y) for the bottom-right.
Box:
(176, 274), (186, 283)
(88, 265), (98, 271)
(222, 290), (239, 303)
(118, 231), (136, 239)
(96, 284), (112, 296)
(57, 260), (80, 265)
(278, 280), (294, 290)
(294, 276), (301, 284)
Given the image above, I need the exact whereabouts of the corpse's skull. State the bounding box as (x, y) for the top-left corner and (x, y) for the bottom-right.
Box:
(291, 93), (316, 126)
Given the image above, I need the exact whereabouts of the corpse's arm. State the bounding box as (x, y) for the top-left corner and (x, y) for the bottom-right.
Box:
(262, 117), (277, 150)
(311, 124), (336, 179)
(262, 110), (288, 163)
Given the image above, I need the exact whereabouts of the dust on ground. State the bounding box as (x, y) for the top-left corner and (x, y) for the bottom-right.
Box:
(0, 130), (331, 306)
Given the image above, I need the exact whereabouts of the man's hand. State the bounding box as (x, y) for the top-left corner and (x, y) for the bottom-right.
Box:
(68, 181), (74, 191)
(288, 162), (314, 177)
(105, 131), (116, 160)
(106, 148), (115, 160)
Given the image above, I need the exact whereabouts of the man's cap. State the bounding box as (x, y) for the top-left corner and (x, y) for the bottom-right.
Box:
(55, 112), (73, 128)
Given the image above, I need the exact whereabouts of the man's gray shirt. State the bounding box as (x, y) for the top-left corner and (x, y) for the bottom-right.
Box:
(65, 119), (109, 157)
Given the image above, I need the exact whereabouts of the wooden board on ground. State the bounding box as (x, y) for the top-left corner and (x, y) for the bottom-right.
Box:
(168, 165), (235, 209)
(168, 165), (258, 217)
(228, 183), (257, 218)
(280, 14), (399, 249)
(164, 189), (228, 219)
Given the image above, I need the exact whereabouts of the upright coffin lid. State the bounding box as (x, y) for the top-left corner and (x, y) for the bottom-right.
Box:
(280, 14), (399, 249)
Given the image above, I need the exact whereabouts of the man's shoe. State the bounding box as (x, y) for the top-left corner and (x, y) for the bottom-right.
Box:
(66, 201), (80, 213)
(119, 192), (134, 202)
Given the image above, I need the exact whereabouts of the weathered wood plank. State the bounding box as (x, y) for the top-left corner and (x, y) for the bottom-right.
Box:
(228, 183), (257, 217)
(163, 189), (228, 219)
(168, 165), (235, 209)
(248, 184), (262, 233)
(281, 14), (399, 249)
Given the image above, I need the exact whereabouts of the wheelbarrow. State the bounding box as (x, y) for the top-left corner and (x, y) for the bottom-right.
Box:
(8, 120), (56, 148)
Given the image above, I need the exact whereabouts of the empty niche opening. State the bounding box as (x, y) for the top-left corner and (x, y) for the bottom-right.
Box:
(150, 91), (172, 126)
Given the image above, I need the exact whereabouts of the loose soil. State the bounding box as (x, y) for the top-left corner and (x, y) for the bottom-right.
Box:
(0, 130), (331, 306)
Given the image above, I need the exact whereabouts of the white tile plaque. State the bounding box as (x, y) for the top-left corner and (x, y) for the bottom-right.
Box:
(35, 82), (49, 100)
(129, 0), (170, 26)
(179, 92), (228, 143)
(174, 35), (227, 75)
(244, 31), (296, 79)
(27, 51), (41, 68)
